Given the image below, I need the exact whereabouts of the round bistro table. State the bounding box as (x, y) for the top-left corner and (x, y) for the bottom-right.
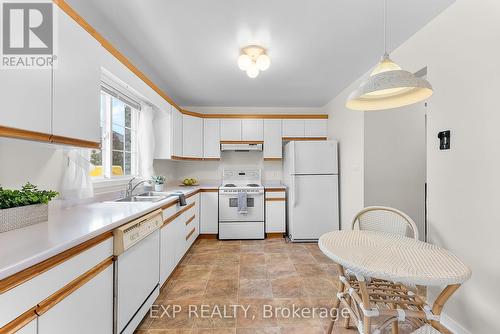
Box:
(318, 230), (471, 334)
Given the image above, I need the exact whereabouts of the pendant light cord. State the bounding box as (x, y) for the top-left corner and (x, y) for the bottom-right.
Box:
(384, 0), (387, 55)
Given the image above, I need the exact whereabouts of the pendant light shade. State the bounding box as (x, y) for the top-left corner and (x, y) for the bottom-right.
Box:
(346, 0), (433, 111)
(346, 54), (433, 111)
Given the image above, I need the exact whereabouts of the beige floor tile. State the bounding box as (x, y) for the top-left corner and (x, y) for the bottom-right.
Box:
(235, 328), (280, 334)
(266, 263), (298, 279)
(210, 265), (239, 280)
(265, 253), (291, 265)
(239, 279), (273, 298)
(240, 265), (268, 279)
(217, 253), (241, 265)
(302, 278), (337, 298)
(204, 279), (239, 299)
(271, 277), (307, 298)
(188, 254), (217, 265)
(174, 265), (213, 281)
(240, 253), (266, 265)
(273, 298), (320, 328)
(193, 299), (238, 329)
(279, 326), (325, 334)
(166, 279), (208, 300)
(236, 298), (278, 328)
(293, 263), (326, 277)
(192, 329), (235, 334)
(288, 252), (317, 264)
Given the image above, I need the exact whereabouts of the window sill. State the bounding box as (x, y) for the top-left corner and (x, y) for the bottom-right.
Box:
(92, 176), (136, 194)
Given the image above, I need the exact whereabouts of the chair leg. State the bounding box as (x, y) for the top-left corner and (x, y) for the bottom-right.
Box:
(328, 265), (346, 334)
(342, 296), (351, 328)
(391, 321), (399, 334)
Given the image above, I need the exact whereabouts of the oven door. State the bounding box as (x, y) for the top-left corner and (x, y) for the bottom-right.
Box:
(219, 192), (264, 222)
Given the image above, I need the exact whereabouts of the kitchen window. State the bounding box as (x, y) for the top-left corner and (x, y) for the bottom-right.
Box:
(90, 84), (140, 179)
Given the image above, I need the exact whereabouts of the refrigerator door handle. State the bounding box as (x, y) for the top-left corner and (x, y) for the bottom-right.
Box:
(292, 176), (298, 207)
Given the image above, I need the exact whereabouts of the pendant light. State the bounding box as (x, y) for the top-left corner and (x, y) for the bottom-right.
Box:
(346, 0), (433, 111)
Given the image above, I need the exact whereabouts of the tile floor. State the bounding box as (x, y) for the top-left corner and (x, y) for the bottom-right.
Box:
(135, 238), (414, 334)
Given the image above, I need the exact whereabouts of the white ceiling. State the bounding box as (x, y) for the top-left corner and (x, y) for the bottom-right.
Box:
(67, 0), (453, 107)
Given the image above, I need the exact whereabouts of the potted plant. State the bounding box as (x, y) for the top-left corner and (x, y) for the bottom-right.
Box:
(0, 183), (58, 233)
(151, 175), (166, 191)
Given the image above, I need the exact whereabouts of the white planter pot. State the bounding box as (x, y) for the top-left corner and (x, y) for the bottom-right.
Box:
(0, 204), (48, 233)
(154, 184), (164, 192)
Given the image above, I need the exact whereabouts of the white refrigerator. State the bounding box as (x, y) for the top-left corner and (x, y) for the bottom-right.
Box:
(283, 140), (339, 241)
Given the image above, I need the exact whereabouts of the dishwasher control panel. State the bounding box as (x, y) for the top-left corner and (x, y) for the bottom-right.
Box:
(113, 209), (162, 255)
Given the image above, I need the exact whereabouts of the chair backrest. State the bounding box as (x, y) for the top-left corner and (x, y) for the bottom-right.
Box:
(351, 206), (419, 239)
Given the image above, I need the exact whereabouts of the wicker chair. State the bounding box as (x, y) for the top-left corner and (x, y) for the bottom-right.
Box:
(351, 206), (419, 240)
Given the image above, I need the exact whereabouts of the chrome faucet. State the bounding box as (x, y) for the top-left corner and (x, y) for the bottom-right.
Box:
(125, 177), (151, 198)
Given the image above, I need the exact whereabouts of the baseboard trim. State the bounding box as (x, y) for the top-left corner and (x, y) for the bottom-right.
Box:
(440, 313), (471, 334)
(266, 233), (285, 239)
(198, 234), (218, 239)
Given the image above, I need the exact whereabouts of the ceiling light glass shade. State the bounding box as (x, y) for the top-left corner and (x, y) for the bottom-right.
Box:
(246, 64), (259, 78)
(238, 54), (251, 71)
(256, 54), (271, 71)
(346, 55), (433, 111)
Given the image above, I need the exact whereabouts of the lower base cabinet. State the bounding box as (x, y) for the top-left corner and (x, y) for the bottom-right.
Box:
(200, 192), (218, 234)
(160, 222), (177, 285)
(38, 265), (113, 334)
(265, 191), (286, 233)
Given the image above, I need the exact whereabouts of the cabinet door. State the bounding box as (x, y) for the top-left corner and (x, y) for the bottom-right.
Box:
(52, 7), (101, 143)
(182, 115), (203, 158)
(153, 105), (172, 159)
(0, 69), (52, 135)
(171, 107), (183, 157)
(200, 192), (219, 234)
(304, 119), (327, 137)
(282, 119), (305, 137)
(160, 222), (176, 285)
(266, 200), (286, 233)
(263, 119), (282, 159)
(38, 265), (113, 334)
(241, 119), (263, 141)
(173, 218), (186, 265)
(220, 119), (241, 141)
(203, 119), (220, 159)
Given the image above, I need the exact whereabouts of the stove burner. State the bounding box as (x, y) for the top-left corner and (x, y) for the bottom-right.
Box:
(247, 184), (260, 187)
(224, 184), (236, 187)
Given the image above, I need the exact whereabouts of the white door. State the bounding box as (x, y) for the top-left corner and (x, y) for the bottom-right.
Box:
(160, 223), (176, 285)
(304, 119), (328, 137)
(241, 119), (263, 141)
(52, 7), (101, 143)
(38, 266), (113, 334)
(200, 192), (219, 234)
(182, 115), (203, 158)
(220, 119), (242, 141)
(203, 119), (220, 159)
(292, 141), (338, 175)
(263, 119), (282, 159)
(171, 107), (183, 156)
(289, 175), (339, 241)
(282, 120), (305, 137)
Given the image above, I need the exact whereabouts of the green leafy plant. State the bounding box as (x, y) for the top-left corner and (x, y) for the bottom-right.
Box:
(0, 183), (59, 210)
(151, 175), (166, 185)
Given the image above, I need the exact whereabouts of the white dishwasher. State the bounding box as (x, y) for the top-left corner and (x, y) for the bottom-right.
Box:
(113, 209), (162, 334)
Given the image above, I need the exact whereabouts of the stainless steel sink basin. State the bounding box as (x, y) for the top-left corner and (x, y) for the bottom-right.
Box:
(115, 193), (172, 203)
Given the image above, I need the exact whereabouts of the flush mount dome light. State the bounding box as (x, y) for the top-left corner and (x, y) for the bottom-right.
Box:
(237, 45), (271, 78)
(346, 0), (433, 111)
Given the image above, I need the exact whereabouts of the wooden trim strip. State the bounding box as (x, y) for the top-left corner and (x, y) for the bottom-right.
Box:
(185, 191), (199, 199)
(202, 158), (221, 161)
(0, 232), (113, 294)
(199, 188), (218, 193)
(0, 307), (37, 334)
(265, 198), (286, 202)
(162, 202), (195, 227)
(185, 215), (196, 226)
(198, 234), (218, 239)
(185, 228), (196, 241)
(171, 155), (204, 161)
(220, 140), (264, 145)
(266, 233), (285, 238)
(0, 125), (51, 142)
(35, 256), (114, 316)
(263, 157), (282, 161)
(49, 135), (100, 149)
(265, 188), (286, 192)
(186, 113), (328, 119)
(282, 137), (327, 141)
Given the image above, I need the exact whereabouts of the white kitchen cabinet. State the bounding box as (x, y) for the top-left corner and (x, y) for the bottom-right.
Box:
(52, 7), (101, 143)
(182, 115), (203, 158)
(265, 192), (286, 233)
(0, 68), (52, 135)
(173, 218), (186, 265)
(16, 318), (37, 334)
(171, 107), (183, 157)
(200, 191), (219, 234)
(38, 265), (113, 334)
(160, 221), (177, 285)
(263, 119), (282, 159)
(282, 119), (305, 137)
(220, 119), (242, 141)
(241, 119), (264, 141)
(305, 119), (328, 137)
(203, 119), (220, 159)
(153, 106), (172, 159)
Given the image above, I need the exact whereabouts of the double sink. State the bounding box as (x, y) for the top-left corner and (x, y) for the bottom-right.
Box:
(115, 191), (175, 203)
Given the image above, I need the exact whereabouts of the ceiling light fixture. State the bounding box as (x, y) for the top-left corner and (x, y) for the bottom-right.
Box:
(346, 0), (433, 111)
(237, 45), (271, 78)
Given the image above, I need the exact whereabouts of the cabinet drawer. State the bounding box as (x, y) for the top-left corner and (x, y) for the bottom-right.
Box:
(265, 191), (286, 199)
(0, 235), (113, 327)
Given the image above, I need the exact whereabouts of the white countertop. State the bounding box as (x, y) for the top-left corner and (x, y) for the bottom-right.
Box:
(0, 185), (214, 280)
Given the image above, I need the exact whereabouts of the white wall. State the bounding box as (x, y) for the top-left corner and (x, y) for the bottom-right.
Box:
(323, 1), (500, 332)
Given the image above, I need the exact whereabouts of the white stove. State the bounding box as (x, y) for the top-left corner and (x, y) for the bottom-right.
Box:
(218, 169), (265, 240)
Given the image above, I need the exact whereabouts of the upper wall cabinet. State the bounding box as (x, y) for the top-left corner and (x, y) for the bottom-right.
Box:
(263, 119), (282, 159)
(220, 119), (241, 141)
(52, 7), (101, 144)
(304, 119), (328, 137)
(203, 119), (220, 159)
(241, 119), (264, 141)
(282, 119), (305, 137)
(171, 107), (183, 157)
(182, 115), (203, 158)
